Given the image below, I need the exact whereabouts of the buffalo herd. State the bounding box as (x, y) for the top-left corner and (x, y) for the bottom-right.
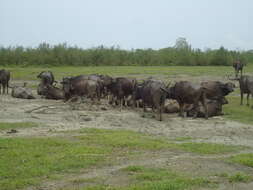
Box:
(0, 67), (252, 121)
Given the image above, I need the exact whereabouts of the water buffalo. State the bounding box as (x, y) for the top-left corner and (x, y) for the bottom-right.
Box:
(233, 60), (244, 78)
(167, 81), (208, 119)
(201, 81), (235, 101)
(37, 71), (55, 85)
(11, 83), (35, 99)
(164, 100), (180, 114)
(0, 69), (10, 94)
(133, 79), (167, 121)
(43, 85), (65, 100)
(187, 97), (228, 118)
(238, 75), (253, 108)
(107, 77), (137, 109)
(61, 76), (100, 102)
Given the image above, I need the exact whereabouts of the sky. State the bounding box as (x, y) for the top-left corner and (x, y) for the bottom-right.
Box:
(0, 0), (252, 50)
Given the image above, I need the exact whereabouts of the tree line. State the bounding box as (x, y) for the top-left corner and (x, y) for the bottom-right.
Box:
(0, 38), (252, 66)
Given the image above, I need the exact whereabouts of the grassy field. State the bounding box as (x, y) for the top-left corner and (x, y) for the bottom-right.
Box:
(4, 65), (253, 125)
(0, 122), (37, 131)
(1, 65), (253, 190)
(3, 65), (253, 81)
(0, 128), (245, 190)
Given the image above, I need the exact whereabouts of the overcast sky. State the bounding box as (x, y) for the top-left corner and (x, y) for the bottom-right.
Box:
(0, 0), (252, 50)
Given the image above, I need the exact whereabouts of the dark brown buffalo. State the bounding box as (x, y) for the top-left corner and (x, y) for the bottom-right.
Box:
(43, 85), (65, 100)
(201, 81), (235, 101)
(133, 79), (167, 121)
(61, 76), (100, 102)
(233, 60), (244, 78)
(107, 77), (136, 109)
(168, 81), (208, 118)
(187, 97), (228, 118)
(37, 71), (55, 85)
(238, 75), (253, 108)
(0, 69), (10, 94)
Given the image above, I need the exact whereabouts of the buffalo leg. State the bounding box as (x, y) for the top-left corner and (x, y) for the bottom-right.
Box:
(251, 94), (253, 109)
(178, 103), (184, 117)
(246, 93), (250, 106)
(158, 104), (164, 121)
(2, 84), (5, 94)
(143, 102), (147, 112)
(240, 92), (244, 105)
(200, 96), (208, 119)
(120, 98), (123, 111)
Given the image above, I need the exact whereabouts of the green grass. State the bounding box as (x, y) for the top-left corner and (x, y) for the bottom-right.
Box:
(215, 172), (252, 183)
(78, 128), (243, 154)
(173, 137), (193, 141)
(0, 128), (245, 189)
(229, 153), (253, 168)
(82, 166), (213, 190)
(175, 142), (243, 155)
(0, 137), (111, 190)
(228, 173), (252, 183)
(224, 96), (253, 125)
(0, 122), (38, 131)
(4, 65), (253, 81)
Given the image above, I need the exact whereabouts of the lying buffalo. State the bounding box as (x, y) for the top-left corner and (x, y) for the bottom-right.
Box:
(43, 85), (65, 100)
(168, 81), (208, 118)
(201, 81), (235, 101)
(133, 79), (167, 121)
(186, 98), (228, 118)
(11, 83), (35, 99)
(37, 71), (55, 96)
(164, 100), (179, 114)
(62, 76), (100, 102)
(0, 69), (10, 94)
(37, 71), (55, 85)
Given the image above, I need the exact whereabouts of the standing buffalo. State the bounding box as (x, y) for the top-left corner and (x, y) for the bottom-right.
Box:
(133, 79), (167, 121)
(107, 77), (136, 109)
(0, 69), (10, 94)
(61, 75), (100, 103)
(167, 81), (208, 119)
(238, 75), (253, 108)
(233, 60), (244, 78)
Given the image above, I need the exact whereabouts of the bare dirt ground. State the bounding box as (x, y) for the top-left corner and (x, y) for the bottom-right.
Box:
(1, 80), (253, 190)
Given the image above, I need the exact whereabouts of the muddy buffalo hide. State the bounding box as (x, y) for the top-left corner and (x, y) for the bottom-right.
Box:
(12, 86), (35, 99)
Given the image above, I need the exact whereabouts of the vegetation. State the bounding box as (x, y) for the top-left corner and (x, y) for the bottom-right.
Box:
(81, 166), (213, 190)
(0, 122), (37, 131)
(0, 128), (243, 190)
(78, 128), (243, 154)
(0, 38), (252, 66)
(224, 96), (253, 125)
(215, 172), (252, 183)
(228, 173), (252, 183)
(229, 153), (253, 168)
(3, 64), (253, 81)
